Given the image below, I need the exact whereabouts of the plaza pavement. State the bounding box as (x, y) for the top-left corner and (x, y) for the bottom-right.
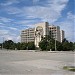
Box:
(0, 50), (75, 75)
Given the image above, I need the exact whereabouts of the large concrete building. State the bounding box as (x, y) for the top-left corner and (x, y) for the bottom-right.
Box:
(21, 22), (65, 47)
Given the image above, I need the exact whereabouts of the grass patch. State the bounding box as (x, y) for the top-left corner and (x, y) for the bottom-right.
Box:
(63, 66), (75, 72)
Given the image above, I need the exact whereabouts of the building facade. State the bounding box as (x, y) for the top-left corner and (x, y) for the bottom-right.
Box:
(21, 22), (65, 47)
(21, 28), (35, 43)
(60, 30), (65, 42)
(49, 25), (61, 42)
(35, 22), (49, 47)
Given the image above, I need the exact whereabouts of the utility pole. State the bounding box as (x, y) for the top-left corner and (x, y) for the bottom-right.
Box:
(55, 34), (57, 51)
(55, 38), (56, 51)
(2, 37), (4, 50)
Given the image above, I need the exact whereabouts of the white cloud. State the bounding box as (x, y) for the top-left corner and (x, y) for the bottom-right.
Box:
(4, 0), (69, 23)
(14, 19), (37, 28)
(16, 36), (21, 42)
(16, 19), (37, 25)
(57, 12), (74, 42)
(6, 36), (13, 40)
(2, 35), (14, 41)
(17, 20), (32, 25)
(0, 23), (4, 25)
(1, 0), (19, 6)
(0, 30), (9, 35)
(32, 0), (39, 4)
(21, 3), (66, 23)
(8, 27), (18, 30)
(0, 33), (20, 43)
(0, 29), (19, 42)
(4, 7), (22, 14)
(67, 12), (75, 21)
(0, 17), (13, 23)
(3, 35), (20, 43)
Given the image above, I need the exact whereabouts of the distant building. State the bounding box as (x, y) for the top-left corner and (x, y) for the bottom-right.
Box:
(21, 28), (35, 43)
(21, 22), (65, 47)
(49, 25), (61, 42)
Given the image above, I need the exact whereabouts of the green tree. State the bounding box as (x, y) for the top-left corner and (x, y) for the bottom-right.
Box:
(56, 41), (63, 51)
(13, 42), (35, 50)
(16, 42), (21, 50)
(46, 39), (55, 51)
(3, 40), (15, 49)
(20, 43), (27, 50)
(39, 32), (55, 51)
(62, 39), (74, 51)
(39, 39), (48, 50)
(27, 42), (35, 50)
(73, 42), (75, 51)
(9, 43), (16, 50)
(69, 42), (74, 50)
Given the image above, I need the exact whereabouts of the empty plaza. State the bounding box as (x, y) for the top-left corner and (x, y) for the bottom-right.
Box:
(0, 50), (75, 75)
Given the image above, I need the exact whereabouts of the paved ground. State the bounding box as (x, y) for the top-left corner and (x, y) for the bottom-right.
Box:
(0, 50), (75, 75)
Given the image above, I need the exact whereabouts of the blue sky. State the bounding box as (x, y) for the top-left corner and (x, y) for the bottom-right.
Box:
(0, 0), (75, 43)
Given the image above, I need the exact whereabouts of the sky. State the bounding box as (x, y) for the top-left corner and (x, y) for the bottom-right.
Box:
(0, 0), (75, 43)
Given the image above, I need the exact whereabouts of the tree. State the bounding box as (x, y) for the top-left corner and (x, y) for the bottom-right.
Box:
(3, 40), (35, 50)
(62, 39), (74, 51)
(39, 39), (48, 50)
(56, 41), (63, 51)
(69, 42), (74, 50)
(39, 33), (55, 51)
(27, 42), (35, 50)
(39, 35), (75, 51)
(73, 42), (75, 51)
(3, 40), (15, 49)
(46, 39), (55, 51)
(10, 43), (16, 50)
(21, 43), (27, 50)
(62, 41), (70, 51)
(16, 42), (21, 50)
